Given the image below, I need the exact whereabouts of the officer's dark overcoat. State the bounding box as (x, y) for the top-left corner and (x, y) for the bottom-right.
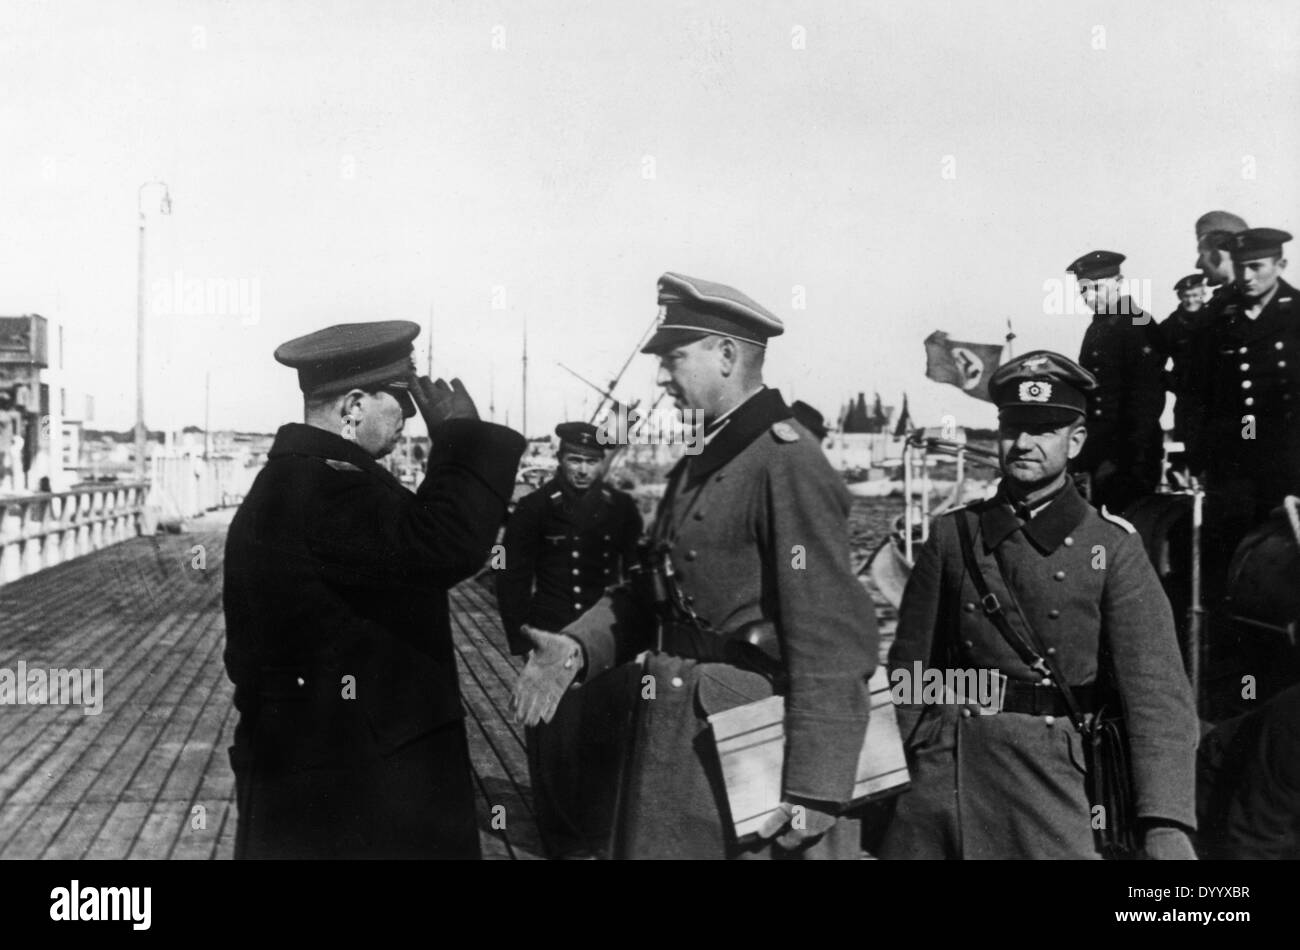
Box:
(564, 389), (878, 859)
(223, 419), (524, 859)
(880, 482), (1199, 859)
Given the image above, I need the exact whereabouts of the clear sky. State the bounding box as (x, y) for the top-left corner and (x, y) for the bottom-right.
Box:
(1, 0), (1296, 436)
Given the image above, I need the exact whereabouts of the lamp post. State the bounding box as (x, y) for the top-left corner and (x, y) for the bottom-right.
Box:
(135, 181), (171, 483)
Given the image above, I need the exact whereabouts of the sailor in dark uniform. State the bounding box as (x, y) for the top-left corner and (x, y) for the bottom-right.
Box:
(495, 421), (642, 857)
(1197, 228), (1300, 569)
(1161, 273), (1209, 454)
(1067, 250), (1166, 513)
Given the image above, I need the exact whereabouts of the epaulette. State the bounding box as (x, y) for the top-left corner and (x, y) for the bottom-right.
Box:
(322, 458), (363, 473)
(1099, 506), (1137, 534)
(771, 421), (800, 443)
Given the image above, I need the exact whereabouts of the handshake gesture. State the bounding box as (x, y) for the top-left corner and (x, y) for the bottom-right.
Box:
(511, 626), (583, 726)
(409, 374), (479, 429)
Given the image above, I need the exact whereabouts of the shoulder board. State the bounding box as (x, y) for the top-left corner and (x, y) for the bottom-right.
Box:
(770, 421), (800, 443)
(321, 459), (363, 473)
(1099, 506), (1136, 534)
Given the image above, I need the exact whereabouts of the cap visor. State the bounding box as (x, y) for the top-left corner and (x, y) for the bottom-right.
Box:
(999, 405), (1083, 427)
(641, 327), (709, 355)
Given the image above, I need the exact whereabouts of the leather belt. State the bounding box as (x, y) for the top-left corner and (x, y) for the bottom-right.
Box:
(993, 680), (1095, 717)
(658, 622), (785, 685)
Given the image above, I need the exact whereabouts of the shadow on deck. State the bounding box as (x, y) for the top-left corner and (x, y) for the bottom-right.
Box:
(0, 515), (542, 860)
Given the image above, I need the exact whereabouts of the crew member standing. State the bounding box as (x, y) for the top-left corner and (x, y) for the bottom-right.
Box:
(1197, 228), (1300, 557)
(1067, 250), (1166, 513)
(223, 321), (525, 859)
(496, 421), (643, 857)
(880, 351), (1198, 860)
(1160, 273), (1209, 455)
(513, 272), (878, 859)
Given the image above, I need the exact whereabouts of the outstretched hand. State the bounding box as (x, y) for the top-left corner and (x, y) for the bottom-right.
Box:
(511, 625), (583, 726)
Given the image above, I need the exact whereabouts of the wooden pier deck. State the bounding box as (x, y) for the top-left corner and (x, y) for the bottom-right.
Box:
(0, 512), (895, 861)
(0, 512), (544, 860)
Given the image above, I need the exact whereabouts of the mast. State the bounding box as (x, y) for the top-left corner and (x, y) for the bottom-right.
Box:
(426, 303), (434, 377)
(521, 313), (528, 438)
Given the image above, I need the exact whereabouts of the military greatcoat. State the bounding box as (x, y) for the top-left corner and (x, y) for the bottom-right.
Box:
(223, 419), (525, 859)
(563, 388), (878, 859)
(880, 481), (1198, 859)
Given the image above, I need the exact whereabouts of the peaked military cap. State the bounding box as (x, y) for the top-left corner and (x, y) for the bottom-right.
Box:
(555, 421), (605, 454)
(1065, 250), (1126, 281)
(1173, 273), (1207, 292)
(989, 350), (1097, 425)
(1195, 210), (1249, 242)
(274, 320), (419, 413)
(641, 272), (784, 355)
(1227, 227), (1292, 262)
(790, 400), (829, 441)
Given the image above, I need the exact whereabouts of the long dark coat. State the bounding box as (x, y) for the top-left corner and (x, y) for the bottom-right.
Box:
(880, 482), (1198, 859)
(223, 420), (524, 859)
(564, 388), (879, 859)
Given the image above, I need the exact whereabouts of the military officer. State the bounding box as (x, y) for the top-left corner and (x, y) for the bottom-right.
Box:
(512, 272), (878, 859)
(1161, 273), (1209, 449)
(223, 320), (526, 859)
(1067, 250), (1166, 513)
(495, 421), (643, 857)
(880, 350), (1199, 860)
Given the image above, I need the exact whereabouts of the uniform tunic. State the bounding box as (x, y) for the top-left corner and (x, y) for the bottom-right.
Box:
(564, 388), (879, 859)
(1195, 278), (1300, 535)
(495, 476), (643, 856)
(880, 482), (1198, 859)
(223, 419), (525, 859)
(1076, 298), (1167, 512)
(1159, 305), (1211, 445)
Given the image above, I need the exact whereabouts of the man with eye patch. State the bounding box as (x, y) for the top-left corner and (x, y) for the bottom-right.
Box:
(880, 350), (1198, 860)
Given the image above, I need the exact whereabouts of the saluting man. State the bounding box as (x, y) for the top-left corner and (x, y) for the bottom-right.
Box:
(1067, 250), (1167, 513)
(880, 351), (1198, 860)
(223, 321), (525, 859)
(495, 421), (643, 857)
(512, 272), (878, 859)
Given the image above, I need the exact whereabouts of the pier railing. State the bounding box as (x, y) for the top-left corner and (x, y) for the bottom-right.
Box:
(0, 484), (147, 586)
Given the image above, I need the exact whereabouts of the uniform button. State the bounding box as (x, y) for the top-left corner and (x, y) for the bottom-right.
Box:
(1280, 360), (1288, 368)
(1053, 570), (1065, 580)
(1063, 536), (1074, 547)
(296, 676), (305, 687)
(1276, 341), (1285, 350)
(573, 602), (582, 611)
(572, 585), (581, 593)
(670, 676), (684, 688)
(1242, 380), (1252, 389)
(572, 551), (579, 558)
(1244, 397), (1255, 407)
(1239, 347), (1248, 355)
(693, 511), (704, 520)
(572, 568), (580, 576)
(1240, 363), (1250, 371)
(1046, 646), (1057, 655)
(604, 535), (610, 541)
(1092, 409), (1102, 417)
(1040, 677), (1053, 686)
(685, 550), (697, 561)
(715, 474), (725, 482)
(1044, 716), (1056, 727)
(963, 602), (976, 612)
(961, 708), (972, 718)
(964, 639), (974, 648)
(1048, 610), (1060, 619)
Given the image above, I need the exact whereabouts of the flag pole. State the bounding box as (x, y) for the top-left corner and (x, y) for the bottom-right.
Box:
(1004, 319), (1016, 359)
